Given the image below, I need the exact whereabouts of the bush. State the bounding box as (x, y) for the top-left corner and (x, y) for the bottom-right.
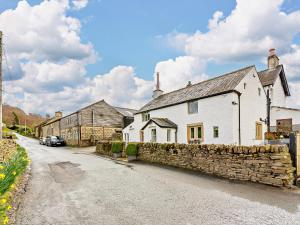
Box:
(126, 143), (138, 156)
(0, 145), (29, 224)
(111, 142), (122, 154)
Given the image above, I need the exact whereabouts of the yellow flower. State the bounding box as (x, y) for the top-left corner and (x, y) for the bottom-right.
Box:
(0, 174), (5, 180)
(0, 198), (7, 204)
(6, 205), (12, 210)
(0, 165), (4, 170)
(3, 217), (9, 225)
(10, 184), (15, 190)
(12, 171), (16, 176)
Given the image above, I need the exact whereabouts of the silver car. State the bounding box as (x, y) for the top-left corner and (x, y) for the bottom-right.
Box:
(39, 137), (46, 145)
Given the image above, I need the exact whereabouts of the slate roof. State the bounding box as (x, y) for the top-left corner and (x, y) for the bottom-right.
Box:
(114, 107), (137, 117)
(138, 65), (255, 113)
(141, 118), (177, 130)
(258, 65), (290, 96)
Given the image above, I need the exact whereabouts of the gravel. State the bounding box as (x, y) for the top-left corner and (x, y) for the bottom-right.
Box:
(15, 135), (300, 225)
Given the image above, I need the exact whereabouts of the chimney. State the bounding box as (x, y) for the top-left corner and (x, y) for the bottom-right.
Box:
(268, 48), (279, 70)
(152, 72), (163, 98)
(186, 81), (192, 87)
(55, 111), (62, 118)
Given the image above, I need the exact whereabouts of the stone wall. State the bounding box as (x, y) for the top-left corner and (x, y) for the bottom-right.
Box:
(0, 140), (17, 163)
(96, 141), (113, 157)
(137, 143), (295, 187)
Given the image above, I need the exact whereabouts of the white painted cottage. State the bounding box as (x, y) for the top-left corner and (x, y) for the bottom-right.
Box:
(123, 49), (300, 146)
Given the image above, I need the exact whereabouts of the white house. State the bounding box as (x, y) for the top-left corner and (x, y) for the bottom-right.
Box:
(123, 49), (300, 146)
(258, 48), (300, 133)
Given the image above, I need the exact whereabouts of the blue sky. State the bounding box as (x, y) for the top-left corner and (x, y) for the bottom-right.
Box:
(1, 0), (300, 114)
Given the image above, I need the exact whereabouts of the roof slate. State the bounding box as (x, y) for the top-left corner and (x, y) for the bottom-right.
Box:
(141, 118), (177, 130)
(258, 65), (282, 87)
(138, 65), (254, 113)
(114, 107), (137, 117)
(258, 65), (290, 96)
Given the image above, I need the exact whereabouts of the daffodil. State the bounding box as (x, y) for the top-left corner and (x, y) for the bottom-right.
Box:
(12, 171), (16, 176)
(3, 217), (9, 225)
(10, 184), (15, 190)
(0, 198), (7, 204)
(6, 205), (12, 210)
(0, 174), (5, 180)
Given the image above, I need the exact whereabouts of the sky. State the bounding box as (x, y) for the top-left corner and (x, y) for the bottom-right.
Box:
(0, 0), (300, 115)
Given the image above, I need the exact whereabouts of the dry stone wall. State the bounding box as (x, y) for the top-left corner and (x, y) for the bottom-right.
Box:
(138, 143), (295, 188)
(0, 140), (17, 163)
(96, 141), (113, 157)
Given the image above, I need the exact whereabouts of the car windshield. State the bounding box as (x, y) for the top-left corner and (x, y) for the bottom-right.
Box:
(51, 136), (58, 140)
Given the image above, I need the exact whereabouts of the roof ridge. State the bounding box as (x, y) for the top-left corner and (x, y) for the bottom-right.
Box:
(155, 65), (255, 98)
(114, 106), (137, 111)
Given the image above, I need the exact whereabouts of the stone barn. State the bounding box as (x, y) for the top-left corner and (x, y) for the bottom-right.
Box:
(60, 100), (136, 146)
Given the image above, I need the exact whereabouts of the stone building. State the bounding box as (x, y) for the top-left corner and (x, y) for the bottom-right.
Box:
(35, 112), (62, 138)
(37, 100), (136, 146)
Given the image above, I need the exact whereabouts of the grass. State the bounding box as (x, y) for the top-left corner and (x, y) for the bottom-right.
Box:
(0, 145), (29, 224)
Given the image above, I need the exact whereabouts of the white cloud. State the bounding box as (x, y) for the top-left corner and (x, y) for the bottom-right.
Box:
(280, 44), (300, 82)
(72, 0), (89, 10)
(154, 56), (207, 92)
(0, 0), (96, 63)
(168, 0), (300, 62)
(4, 66), (153, 114)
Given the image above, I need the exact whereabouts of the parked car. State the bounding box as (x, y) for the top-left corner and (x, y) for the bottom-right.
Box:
(45, 136), (66, 147)
(39, 137), (46, 145)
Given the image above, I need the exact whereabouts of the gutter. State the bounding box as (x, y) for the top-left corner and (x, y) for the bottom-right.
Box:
(233, 91), (242, 145)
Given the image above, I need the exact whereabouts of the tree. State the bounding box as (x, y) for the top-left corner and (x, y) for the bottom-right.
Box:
(12, 112), (20, 126)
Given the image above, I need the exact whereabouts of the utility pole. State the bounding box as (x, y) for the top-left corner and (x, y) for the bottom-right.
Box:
(0, 31), (3, 140)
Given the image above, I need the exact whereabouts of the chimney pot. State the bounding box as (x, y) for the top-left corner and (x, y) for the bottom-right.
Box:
(268, 48), (279, 70)
(187, 81), (192, 87)
(153, 71), (163, 98)
(269, 48), (276, 56)
(55, 111), (63, 118)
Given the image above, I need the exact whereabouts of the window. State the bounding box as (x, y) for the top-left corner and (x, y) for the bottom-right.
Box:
(188, 101), (198, 114)
(256, 122), (262, 140)
(151, 129), (157, 143)
(213, 126), (219, 138)
(244, 83), (247, 89)
(140, 131), (144, 142)
(191, 127), (195, 139)
(258, 88), (261, 96)
(167, 129), (171, 142)
(187, 123), (203, 144)
(142, 112), (150, 122)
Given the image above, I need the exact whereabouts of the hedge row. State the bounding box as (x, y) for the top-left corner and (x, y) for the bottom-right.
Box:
(0, 145), (29, 225)
(97, 142), (139, 157)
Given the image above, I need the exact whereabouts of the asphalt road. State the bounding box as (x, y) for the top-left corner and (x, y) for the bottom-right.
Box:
(15, 135), (300, 225)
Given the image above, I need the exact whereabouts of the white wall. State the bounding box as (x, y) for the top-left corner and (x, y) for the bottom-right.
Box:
(143, 122), (177, 143)
(124, 93), (237, 145)
(124, 68), (267, 146)
(271, 107), (300, 126)
(235, 68), (267, 145)
(263, 78), (287, 108)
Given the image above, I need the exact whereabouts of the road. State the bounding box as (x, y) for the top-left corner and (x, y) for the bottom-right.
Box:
(15, 135), (300, 225)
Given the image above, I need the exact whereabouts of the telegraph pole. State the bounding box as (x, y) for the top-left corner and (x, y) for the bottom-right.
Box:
(0, 31), (3, 140)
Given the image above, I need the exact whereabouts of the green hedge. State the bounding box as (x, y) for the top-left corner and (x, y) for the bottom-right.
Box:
(0, 145), (29, 224)
(126, 143), (138, 156)
(111, 142), (122, 154)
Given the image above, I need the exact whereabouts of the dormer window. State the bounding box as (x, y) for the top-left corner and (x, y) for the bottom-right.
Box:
(142, 112), (150, 122)
(188, 101), (198, 114)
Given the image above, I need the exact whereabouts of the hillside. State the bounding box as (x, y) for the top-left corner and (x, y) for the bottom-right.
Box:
(3, 104), (46, 128)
